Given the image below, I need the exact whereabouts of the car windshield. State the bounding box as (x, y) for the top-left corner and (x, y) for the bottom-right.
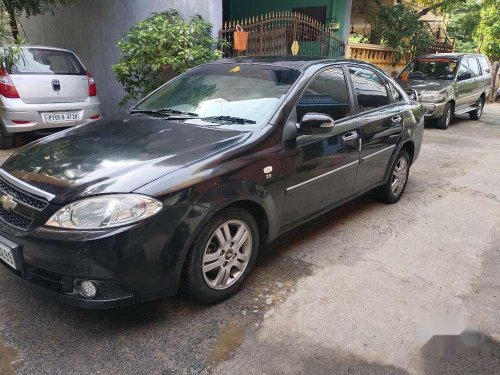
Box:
(8, 48), (86, 75)
(134, 64), (302, 127)
(398, 58), (458, 81)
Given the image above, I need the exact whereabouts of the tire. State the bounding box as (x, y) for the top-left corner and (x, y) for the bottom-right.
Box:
(374, 150), (410, 204)
(435, 102), (453, 129)
(0, 127), (14, 149)
(185, 207), (259, 303)
(469, 98), (484, 120)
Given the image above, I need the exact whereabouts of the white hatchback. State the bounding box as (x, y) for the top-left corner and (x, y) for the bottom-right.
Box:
(0, 45), (101, 148)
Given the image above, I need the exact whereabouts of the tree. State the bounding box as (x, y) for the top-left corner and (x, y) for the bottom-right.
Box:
(447, 0), (481, 53)
(0, 2), (22, 68)
(1, 0), (75, 40)
(447, 0), (499, 61)
(476, 0), (500, 61)
(112, 10), (223, 104)
(411, 0), (466, 16)
(367, 3), (435, 62)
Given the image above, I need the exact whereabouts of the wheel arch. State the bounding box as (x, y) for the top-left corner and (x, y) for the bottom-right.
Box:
(217, 199), (271, 245)
(400, 140), (415, 165)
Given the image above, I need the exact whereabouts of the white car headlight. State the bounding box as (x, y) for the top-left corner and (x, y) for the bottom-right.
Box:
(46, 194), (163, 230)
(420, 92), (445, 103)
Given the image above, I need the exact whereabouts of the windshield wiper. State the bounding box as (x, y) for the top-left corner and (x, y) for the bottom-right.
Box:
(156, 108), (199, 117)
(130, 108), (198, 117)
(198, 116), (256, 125)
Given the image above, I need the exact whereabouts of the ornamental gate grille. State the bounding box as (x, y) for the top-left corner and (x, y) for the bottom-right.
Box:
(219, 12), (345, 58)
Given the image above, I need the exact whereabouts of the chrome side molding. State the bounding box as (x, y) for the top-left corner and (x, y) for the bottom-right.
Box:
(286, 160), (359, 193)
(361, 145), (396, 162)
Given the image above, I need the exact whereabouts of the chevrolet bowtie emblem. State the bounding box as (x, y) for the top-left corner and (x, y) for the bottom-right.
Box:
(0, 194), (17, 211)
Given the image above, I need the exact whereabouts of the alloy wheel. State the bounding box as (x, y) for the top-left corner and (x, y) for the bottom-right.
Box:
(477, 101), (483, 117)
(445, 107), (451, 127)
(391, 156), (408, 197)
(202, 219), (252, 290)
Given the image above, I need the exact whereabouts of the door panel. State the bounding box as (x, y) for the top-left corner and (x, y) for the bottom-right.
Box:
(467, 57), (482, 102)
(354, 105), (403, 191)
(281, 66), (359, 225)
(456, 59), (474, 109)
(282, 120), (360, 224)
(346, 66), (403, 192)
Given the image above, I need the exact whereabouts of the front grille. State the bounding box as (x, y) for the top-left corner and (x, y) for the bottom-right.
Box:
(0, 179), (48, 210)
(0, 207), (33, 230)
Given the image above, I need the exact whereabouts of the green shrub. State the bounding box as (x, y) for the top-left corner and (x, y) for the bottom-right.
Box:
(112, 10), (222, 104)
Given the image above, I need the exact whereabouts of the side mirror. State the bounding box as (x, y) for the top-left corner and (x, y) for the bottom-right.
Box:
(296, 113), (335, 135)
(458, 72), (472, 81)
(407, 89), (418, 101)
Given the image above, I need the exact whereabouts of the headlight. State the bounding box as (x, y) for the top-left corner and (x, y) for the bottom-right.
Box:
(45, 194), (163, 230)
(420, 92), (445, 103)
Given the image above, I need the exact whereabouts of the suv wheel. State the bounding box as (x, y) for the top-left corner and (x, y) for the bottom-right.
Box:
(185, 208), (259, 303)
(435, 102), (453, 129)
(469, 98), (484, 120)
(0, 126), (14, 149)
(375, 150), (410, 204)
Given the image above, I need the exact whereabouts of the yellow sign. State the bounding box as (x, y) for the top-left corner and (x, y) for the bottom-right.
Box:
(230, 66), (241, 73)
(291, 41), (299, 56)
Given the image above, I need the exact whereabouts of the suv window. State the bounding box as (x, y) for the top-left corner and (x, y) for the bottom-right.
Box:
(457, 59), (469, 79)
(387, 82), (403, 102)
(9, 48), (86, 75)
(467, 58), (480, 77)
(348, 66), (389, 111)
(297, 67), (350, 121)
(478, 56), (491, 75)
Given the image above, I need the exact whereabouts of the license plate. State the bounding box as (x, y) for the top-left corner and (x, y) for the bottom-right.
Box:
(0, 242), (17, 270)
(42, 112), (79, 123)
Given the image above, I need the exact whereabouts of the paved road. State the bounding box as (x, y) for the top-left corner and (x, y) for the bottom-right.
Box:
(1, 104), (500, 374)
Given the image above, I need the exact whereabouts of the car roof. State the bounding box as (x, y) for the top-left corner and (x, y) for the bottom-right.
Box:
(18, 45), (75, 54)
(416, 52), (486, 59)
(212, 56), (378, 70)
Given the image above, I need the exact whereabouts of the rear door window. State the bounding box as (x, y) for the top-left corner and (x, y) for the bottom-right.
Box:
(348, 66), (390, 112)
(9, 48), (85, 75)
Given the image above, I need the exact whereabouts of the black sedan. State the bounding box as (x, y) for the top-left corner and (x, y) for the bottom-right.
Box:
(0, 57), (424, 308)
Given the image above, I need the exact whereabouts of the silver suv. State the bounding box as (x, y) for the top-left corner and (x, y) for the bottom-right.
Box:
(0, 45), (101, 148)
(397, 53), (492, 129)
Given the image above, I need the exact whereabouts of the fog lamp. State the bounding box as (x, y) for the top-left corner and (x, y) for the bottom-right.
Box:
(79, 280), (98, 299)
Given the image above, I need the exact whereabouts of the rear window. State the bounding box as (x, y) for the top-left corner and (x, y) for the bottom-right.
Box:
(8, 48), (85, 75)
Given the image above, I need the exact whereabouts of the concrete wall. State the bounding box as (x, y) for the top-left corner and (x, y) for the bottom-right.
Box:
(20, 0), (223, 116)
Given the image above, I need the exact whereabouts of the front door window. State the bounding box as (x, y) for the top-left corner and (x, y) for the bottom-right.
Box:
(297, 66), (350, 123)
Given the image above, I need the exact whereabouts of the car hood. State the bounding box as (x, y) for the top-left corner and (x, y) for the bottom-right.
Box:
(1, 113), (251, 204)
(397, 79), (452, 94)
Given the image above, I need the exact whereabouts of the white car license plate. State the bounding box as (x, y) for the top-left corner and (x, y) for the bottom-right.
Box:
(42, 112), (79, 123)
(0, 242), (17, 270)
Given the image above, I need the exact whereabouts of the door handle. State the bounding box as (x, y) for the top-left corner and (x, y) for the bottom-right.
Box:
(342, 131), (358, 141)
(391, 115), (402, 124)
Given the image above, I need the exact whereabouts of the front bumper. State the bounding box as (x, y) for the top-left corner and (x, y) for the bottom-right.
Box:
(0, 97), (101, 134)
(0, 204), (211, 308)
(422, 101), (447, 120)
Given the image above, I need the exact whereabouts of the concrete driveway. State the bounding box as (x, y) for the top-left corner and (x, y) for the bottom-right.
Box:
(1, 104), (500, 375)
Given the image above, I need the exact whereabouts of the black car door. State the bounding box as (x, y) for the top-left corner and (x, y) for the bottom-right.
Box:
(346, 65), (404, 193)
(281, 65), (360, 226)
